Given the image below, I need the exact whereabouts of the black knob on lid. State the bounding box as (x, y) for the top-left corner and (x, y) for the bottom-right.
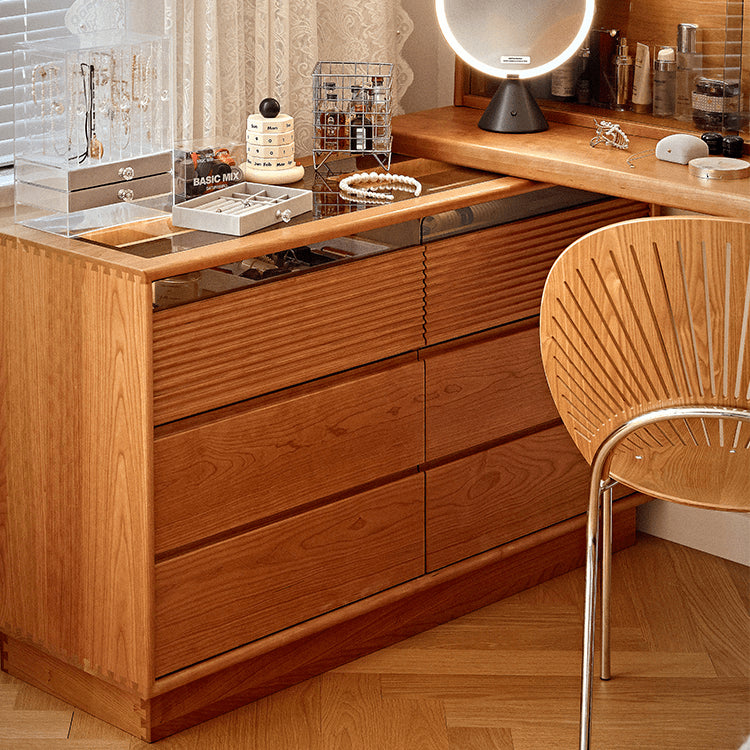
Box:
(701, 132), (723, 155)
(259, 98), (281, 118)
(723, 135), (744, 159)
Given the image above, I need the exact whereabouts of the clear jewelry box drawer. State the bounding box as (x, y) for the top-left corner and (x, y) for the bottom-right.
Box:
(14, 151), (172, 193)
(15, 170), (173, 214)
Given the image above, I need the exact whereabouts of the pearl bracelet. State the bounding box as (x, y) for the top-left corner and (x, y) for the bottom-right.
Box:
(339, 171), (423, 203)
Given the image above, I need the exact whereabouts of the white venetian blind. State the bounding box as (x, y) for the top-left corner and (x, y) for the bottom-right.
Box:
(0, 0), (73, 166)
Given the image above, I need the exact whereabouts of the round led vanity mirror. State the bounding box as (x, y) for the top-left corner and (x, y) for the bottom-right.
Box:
(436, 0), (595, 132)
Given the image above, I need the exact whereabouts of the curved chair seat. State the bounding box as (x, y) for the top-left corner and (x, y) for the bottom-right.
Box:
(539, 216), (750, 750)
(610, 417), (750, 512)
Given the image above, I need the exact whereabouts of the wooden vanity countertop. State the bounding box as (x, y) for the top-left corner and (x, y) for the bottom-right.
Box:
(392, 106), (750, 220)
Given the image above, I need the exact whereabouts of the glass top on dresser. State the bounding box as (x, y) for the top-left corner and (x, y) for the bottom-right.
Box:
(18, 155), (609, 311)
(27, 156), (497, 258)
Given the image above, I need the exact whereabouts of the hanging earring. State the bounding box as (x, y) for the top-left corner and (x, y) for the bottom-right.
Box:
(48, 65), (64, 115)
(87, 64), (104, 159)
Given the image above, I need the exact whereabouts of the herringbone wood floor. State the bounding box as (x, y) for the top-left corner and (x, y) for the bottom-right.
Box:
(1, 533), (748, 749)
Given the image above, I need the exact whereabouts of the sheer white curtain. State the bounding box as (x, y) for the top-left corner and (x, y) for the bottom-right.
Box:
(164, 0), (414, 155)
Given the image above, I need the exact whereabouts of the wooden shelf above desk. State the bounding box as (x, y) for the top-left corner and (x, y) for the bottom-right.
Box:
(392, 106), (750, 220)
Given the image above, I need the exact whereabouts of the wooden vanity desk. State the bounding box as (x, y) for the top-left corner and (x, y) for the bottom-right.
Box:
(392, 106), (750, 220)
(1, 153), (664, 740)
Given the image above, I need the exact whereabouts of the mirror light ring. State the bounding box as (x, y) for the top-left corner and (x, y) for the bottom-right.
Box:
(435, 0), (596, 80)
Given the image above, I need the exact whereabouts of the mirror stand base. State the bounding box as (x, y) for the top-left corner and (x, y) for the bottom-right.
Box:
(478, 77), (549, 134)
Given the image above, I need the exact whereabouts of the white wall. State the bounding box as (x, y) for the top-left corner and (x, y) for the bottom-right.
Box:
(400, 0), (455, 113)
(637, 501), (750, 566)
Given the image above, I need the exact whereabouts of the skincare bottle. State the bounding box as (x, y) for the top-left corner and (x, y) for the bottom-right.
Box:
(630, 42), (652, 113)
(676, 23), (700, 121)
(613, 37), (633, 111)
(550, 55), (578, 101)
(652, 46), (676, 117)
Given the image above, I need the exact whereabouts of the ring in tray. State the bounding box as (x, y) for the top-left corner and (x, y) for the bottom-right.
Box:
(172, 181), (312, 235)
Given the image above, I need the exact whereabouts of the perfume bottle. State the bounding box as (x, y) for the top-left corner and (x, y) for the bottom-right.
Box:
(613, 37), (633, 111)
(370, 76), (390, 153)
(349, 85), (373, 152)
(676, 23), (700, 121)
(589, 28), (619, 107)
(652, 46), (676, 117)
(575, 46), (591, 104)
(318, 82), (346, 151)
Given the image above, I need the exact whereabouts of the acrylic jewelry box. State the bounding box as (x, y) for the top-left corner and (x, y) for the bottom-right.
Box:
(13, 30), (172, 231)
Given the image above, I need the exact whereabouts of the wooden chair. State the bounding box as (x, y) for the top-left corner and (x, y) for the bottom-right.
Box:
(538, 216), (750, 750)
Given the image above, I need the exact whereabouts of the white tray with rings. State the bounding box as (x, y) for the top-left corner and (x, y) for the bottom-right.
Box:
(171, 181), (312, 235)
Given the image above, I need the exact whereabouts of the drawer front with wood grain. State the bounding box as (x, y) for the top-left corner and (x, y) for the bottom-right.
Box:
(423, 322), (558, 462)
(424, 199), (650, 344)
(153, 356), (424, 555)
(152, 246), (425, 424)
(425, 424), (589, 571)
(154, 473), (425, 676)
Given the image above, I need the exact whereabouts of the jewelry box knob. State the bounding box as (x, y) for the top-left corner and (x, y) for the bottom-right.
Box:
(118, 188), (135, 202)
(119, 166), (135, 180)
(276, 208), (292, 223)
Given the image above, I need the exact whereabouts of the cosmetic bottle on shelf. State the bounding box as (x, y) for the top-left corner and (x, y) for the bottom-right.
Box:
(613, 37), (633, 111)
(653, 46), (676, 117)
(692, 77), (741, 131)
(631, 42), (652, 114)
(676, 23), (700, 121)
(575, 46), (591, 104)
(589, 28), (619, 107)
(550, 55), (578, 101)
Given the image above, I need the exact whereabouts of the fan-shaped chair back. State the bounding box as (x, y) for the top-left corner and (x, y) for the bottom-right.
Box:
(540, 216), (750, 511)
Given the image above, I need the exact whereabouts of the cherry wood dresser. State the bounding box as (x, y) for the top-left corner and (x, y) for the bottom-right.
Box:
(0, 157), (649, 740)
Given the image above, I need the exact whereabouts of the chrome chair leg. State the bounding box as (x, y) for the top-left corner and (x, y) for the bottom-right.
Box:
(579, 477), (602, 750)
(600, 484), (613, 681)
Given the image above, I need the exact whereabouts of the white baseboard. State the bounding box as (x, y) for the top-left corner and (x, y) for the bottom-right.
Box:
(637, 500), (750, 567)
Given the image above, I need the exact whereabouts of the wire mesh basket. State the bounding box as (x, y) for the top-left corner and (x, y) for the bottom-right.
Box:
(312, 61), (393, 171)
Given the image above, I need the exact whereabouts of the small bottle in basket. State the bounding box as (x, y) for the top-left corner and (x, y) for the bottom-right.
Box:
(318, 82), (346, 150)
(371, 76), (389, 153)
(349, 85), (373, 152)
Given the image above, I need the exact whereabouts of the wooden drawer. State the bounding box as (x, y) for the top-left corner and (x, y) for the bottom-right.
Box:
(426, 424), (590, 570)
(151, 245), (425, 424)
(153, 356), (424, 554)
(424, 198), (650, 344)
(423, 322), (558, 462)
(154, 473), (425, 676)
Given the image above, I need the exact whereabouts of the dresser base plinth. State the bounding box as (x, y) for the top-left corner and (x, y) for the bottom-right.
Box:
(1, 502), (638, 742)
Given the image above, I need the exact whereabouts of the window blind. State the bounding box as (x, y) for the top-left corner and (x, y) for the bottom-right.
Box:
(0, 0), (73, 166)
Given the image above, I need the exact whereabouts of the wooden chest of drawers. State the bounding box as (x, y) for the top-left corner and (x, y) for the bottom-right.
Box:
(0, 184), (648, 740)
(153, 356), (424, 553)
